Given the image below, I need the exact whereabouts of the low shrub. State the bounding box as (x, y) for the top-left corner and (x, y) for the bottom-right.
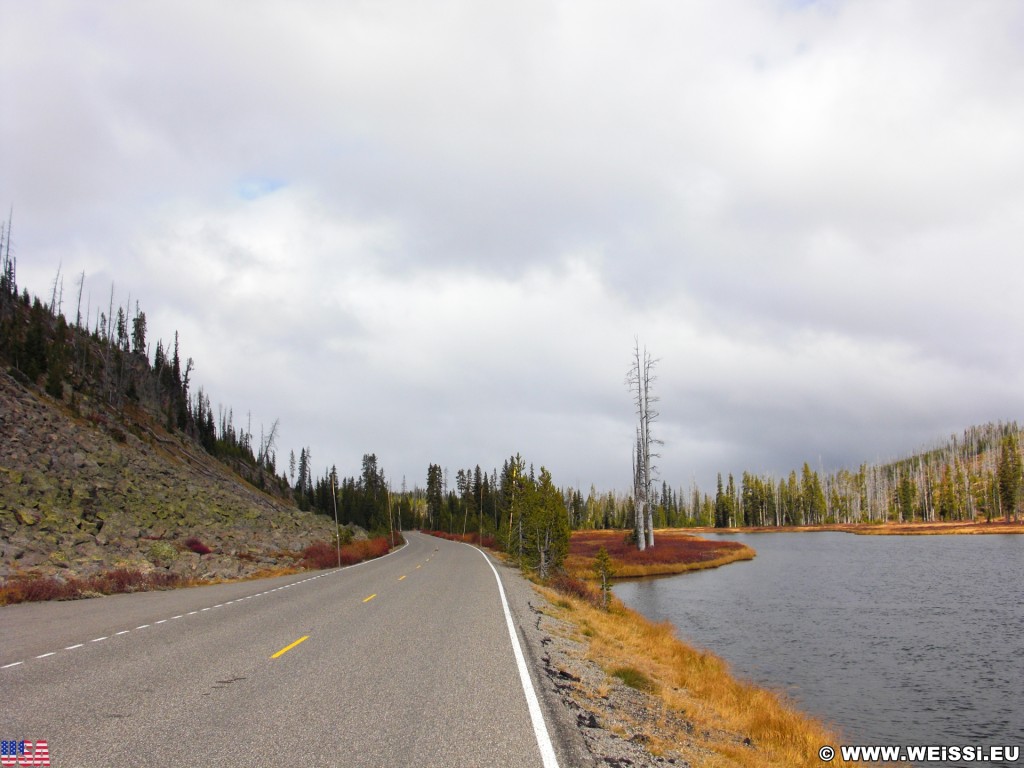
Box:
(611, 666), (658, 693)
(300, 535), (395, 570)
(548, 572), (603, 608)
(147, 541), (177, 565)
(184, 537), (213, 555)
(0, 569), (186, 606)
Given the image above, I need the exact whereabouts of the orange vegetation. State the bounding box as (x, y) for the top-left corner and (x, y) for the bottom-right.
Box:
(566, 529), (755, 579)
(687, 519), (1024, 536)
(300, 534), (404, 570)
(0, 534), (404, 606)
(541, 586), (869, 768)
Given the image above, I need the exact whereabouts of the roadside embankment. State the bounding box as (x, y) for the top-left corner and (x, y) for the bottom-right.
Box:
(528, 582), (864, 768)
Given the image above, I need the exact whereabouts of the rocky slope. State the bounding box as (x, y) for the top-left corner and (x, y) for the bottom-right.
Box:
(0, 370), (343, 582)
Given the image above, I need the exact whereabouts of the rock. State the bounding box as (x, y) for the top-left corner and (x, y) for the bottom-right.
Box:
(15, 508), (38, 525)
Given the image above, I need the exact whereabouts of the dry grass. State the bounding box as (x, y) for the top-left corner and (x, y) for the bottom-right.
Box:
(0, 568), (187, 606)
(686, 520), (1024, 536)
(565, 529), (756, 580)
(1, 534), (406, 605)
(540, 584), (871, 767)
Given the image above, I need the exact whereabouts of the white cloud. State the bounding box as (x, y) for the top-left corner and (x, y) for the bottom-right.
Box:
(4, 0), (1024, 492)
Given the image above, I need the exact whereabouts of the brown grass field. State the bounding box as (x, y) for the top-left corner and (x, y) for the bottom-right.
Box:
(566, 529), (756, 579)
(687, 519), (1024, 536)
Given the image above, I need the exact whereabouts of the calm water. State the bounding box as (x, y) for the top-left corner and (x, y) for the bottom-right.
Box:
(614, 533), (1024, 761)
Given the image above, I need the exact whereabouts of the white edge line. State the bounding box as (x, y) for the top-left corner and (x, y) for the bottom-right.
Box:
(467, 543), (560, 768)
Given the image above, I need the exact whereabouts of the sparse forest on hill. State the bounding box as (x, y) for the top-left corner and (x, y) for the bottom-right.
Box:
(0, 223), (401, 592)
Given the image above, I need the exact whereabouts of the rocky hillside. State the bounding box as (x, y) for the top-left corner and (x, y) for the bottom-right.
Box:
(0, 369), (344, 582)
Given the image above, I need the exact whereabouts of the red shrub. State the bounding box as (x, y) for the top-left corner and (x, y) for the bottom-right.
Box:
(91, 569), (148, 594)
(0, 574), (77, 604)
(570, 530), (746, 566)
(301, 536), (395, 570)
(301, 541), (339, 570)
(548, 573), (603, 607)
(185, 537), (213, 555)
(0, 568), (185, 605)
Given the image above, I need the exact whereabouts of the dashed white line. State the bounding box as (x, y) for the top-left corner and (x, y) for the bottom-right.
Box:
(3, 536), (411, 672)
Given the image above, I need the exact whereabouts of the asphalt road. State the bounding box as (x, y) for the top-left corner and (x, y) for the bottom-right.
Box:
(0, 532), (567, 767)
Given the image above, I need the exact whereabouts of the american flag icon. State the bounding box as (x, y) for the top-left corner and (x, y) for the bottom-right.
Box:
(0, 740), (50, 767)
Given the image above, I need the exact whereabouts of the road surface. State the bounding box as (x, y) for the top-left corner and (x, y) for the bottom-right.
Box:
(1, 532), (571, 767)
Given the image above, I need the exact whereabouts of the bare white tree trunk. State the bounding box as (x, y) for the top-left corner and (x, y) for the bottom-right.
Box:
(627, 339), (661, 550)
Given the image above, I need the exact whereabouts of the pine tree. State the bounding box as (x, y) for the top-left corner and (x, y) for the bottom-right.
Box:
(997, 433), (1021, 522)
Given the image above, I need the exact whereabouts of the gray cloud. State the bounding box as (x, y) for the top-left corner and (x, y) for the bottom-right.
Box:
(4, 0), (1024, 493)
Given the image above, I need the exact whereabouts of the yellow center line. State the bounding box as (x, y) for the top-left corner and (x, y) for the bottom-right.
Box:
(270, 635), (309, 659)
(398, 575), (406, 581)
(363, 593), (377, 603)
(415, 565), (421, 569)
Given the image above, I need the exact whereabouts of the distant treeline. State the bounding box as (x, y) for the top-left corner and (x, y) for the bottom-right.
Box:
(6, 218), (1019, 548)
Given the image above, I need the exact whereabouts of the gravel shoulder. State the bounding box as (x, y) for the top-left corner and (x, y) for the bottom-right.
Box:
(497, 554), (696, 768)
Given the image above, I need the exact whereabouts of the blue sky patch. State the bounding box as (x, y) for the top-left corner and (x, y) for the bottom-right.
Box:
(235, 177), (286, 201)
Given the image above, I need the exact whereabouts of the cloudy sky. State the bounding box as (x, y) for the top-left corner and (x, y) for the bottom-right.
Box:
(4, 1), (1024, 494)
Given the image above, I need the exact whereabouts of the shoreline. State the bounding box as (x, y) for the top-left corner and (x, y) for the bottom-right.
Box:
(537, 530), (866, 766)
(566, 529), (757, 581)
(686, 519), (1024, 536)
(530, 579), (863, 767)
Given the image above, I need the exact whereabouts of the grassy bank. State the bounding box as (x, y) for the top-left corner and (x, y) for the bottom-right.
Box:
(566, 529), (756, 579)
(540, 583), (866, 767)
(687, 519), (1024, 536)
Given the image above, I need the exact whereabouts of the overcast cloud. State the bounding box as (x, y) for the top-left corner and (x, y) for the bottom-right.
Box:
(3, 1), (1024, 494)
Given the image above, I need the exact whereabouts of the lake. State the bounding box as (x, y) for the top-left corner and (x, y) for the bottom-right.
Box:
(613, 533), (1024, 762)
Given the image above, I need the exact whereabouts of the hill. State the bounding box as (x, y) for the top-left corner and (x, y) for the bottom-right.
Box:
(0, 233), (349, 586)
(0, 368), (341, 582)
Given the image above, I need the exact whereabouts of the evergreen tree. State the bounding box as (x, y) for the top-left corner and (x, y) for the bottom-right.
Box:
(522, 467), (569, 579)
(997, 433), (1021, 521)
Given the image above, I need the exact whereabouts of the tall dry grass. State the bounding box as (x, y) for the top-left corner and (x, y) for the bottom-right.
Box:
(542, 585), (869, 767)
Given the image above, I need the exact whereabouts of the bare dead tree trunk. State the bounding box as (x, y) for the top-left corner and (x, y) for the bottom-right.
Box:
(627, 339), (661, 549)
(633, 431), (646, 550)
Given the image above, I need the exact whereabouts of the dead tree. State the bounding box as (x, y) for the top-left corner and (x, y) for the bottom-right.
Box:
(627, 339), (660, 550)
